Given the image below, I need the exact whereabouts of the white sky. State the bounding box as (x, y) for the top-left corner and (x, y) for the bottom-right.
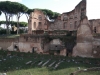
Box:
(0, 0), (22, 2)
(0, 0), (100, 22)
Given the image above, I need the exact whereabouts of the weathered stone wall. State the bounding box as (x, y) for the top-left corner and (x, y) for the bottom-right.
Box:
(28, 9), (49, 34)
(28, 0), (87, 32)
(0, 42), (13, 51)
(0, 35), (44, 54)
(73, 17), (93, 57)
(18, 42), (43, 53)
(60, 49), (66, 56)
(0, 38), (18, 51)
(89, 19), (100, 33)
(18, 34), (44, 53)
(92, 38), (100, 58)
(48, 20), (63, 30)
(1, 0), (100, 58)
(59, 0), (86, 31)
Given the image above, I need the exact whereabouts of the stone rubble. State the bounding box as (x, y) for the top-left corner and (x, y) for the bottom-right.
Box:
(0, 73), (7, 75)
(48, 61), (56, 67)
(53, 61), (63, 69)
(42, 59), (51, 67)
(26, 61), (32, 65)
(31, 61), (37, 65)
(38, 61), (43, 66)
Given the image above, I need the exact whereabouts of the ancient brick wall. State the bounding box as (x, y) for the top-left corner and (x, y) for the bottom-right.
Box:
(59, 0), (86, 31)
(89, 19), (100, 34)
(18, 34), (44, 53)
(92, 38), (100, 58)
(0, 35), (44, 54)
(0, 38), (18, 51)
(28, 0), (87, 33)
(28, 9), (49, 34)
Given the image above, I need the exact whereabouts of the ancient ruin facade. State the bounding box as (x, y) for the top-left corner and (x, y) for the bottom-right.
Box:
(28, 9), (49, 34)
(89, 19), (100, 34)
(0, 0), (100, 57)
(28, 0), (86, 34)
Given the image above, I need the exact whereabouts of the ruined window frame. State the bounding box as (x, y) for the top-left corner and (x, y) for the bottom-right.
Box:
(74, 21), (77, 29)
(38, 22), (42, 29)
(63, 22), (67, 29)
(63, 15), (68, 21)
(74, 13), (77, 18)
(70, 22), (72, 28)
(44, 20), (47, 25)
(70, 15), (73, 19)
(34, 22), (36, 28)
(38, 15), (42, 20)
(94, 27), (97, 33)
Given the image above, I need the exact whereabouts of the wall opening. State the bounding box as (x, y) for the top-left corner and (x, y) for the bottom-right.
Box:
(14, 45), (19, 51)
(32, 47), (34, 53)
(57, 50), (60, 54)
(94, 27), (96, 33)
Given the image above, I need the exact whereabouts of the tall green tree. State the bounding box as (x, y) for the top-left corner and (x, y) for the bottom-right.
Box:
(0, 1), (28, 34)
(0, 21), (27, 27)
(32, 9), (60, 20)
(0, 11), (1, 15)
(41, 9), (60, 20)
(0, 1), (13, 34)
(25, 9), (33, 22)
(11, 2), (28, 34)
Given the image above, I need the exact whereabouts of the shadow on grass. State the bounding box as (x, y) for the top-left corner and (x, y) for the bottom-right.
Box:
(0, 50), (100, 73)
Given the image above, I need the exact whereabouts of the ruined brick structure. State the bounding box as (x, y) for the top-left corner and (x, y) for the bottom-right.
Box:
(0, 0), (100, 57)
(28, 0), (86, 34)
(89, 19), (100, 34)
(28, 10), (49, 34)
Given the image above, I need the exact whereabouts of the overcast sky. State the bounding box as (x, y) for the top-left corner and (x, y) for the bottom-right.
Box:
(0, 0), (100, 22)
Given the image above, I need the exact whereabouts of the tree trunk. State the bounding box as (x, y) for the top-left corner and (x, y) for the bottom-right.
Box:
(25, 14), (29, 23)
(25, 14), (29, 33)
(5, 13), (12, 35)
(25, 14), (29, 32)
(5, 13), (9, 35)
(16, 13), (23, 35)
(17, 17), (19, 34)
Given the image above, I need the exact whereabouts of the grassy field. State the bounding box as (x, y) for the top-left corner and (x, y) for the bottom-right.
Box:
(0, 50), (100, 75)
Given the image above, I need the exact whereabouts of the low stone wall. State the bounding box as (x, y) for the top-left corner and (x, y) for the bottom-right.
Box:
(0, 38), (18, 51)
(70, 67), (100, 75)
(18, 42), (43, 53)
(0, 37), (43, 54)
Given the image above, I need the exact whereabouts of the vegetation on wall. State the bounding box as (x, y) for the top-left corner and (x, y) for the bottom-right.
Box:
(43, 31), (77, 43)
(25, 9), (33, 22)
(41, 9), (60, 20)
(32, 8), (60, 20)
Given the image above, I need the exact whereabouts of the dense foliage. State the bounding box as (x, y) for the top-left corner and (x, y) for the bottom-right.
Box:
(0, 21), (27, 34)
(41, 9), (60, 19)
(0, 21), (28, 27)
(0, 11), (1, 15)
(0, 1), (60, 34)
(33, 8), (60, 20)
(0, 1), (28, 34)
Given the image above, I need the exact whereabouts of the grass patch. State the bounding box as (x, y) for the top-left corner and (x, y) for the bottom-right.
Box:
(0, 50), (100, 75)
(0, 34), (19, 38)
(77, 71), (100, 75)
